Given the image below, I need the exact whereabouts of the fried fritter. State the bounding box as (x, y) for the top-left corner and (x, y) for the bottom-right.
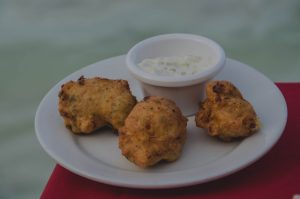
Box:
(195, 80), (260, 141)
(119, 96), (187, 167)
(58, 76), (137, 134)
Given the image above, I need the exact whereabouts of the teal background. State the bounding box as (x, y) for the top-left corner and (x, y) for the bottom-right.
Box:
(0, 0), (299, 198)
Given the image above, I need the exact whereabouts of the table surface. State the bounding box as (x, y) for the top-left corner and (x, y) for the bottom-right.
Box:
(41, 83), (300, 199)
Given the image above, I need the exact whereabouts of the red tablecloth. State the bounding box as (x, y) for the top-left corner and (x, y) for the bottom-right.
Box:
(41, 83), (300, 199)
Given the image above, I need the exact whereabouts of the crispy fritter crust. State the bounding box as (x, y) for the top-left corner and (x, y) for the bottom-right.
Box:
(58, 76), (137, 133)
(195, 80), (260, 141)
(119, 96), (187, 167)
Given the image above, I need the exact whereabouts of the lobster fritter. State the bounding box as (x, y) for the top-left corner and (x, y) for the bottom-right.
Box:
(119, 96), (187, 167)
(58, 76), (137, 134)
(195, 80), (260, 141)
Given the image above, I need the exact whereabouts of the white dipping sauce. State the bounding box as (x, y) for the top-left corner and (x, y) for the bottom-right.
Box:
(138, 55), (212, 76)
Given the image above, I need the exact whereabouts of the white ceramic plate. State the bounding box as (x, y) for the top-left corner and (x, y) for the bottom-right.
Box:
(35, 55), (287, 189)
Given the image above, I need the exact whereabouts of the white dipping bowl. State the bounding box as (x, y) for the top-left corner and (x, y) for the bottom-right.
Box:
(126, 33), (225, 116)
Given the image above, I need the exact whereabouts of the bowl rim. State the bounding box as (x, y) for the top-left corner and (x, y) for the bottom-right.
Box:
(126, 33), (225, 87)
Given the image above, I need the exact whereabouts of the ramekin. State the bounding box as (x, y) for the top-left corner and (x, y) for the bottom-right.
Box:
(126, 33), (225, 116)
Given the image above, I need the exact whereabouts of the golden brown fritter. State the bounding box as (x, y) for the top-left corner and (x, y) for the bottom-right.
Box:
(58, 76), (137, 134)
(119, 96), (187, 167)
(195, 80), (260, 141)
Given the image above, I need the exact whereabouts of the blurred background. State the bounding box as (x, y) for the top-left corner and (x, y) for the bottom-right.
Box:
(0, 0), (299, 198)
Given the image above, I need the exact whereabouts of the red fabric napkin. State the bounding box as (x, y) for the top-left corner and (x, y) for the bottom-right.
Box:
(41, 83), (300, 199)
